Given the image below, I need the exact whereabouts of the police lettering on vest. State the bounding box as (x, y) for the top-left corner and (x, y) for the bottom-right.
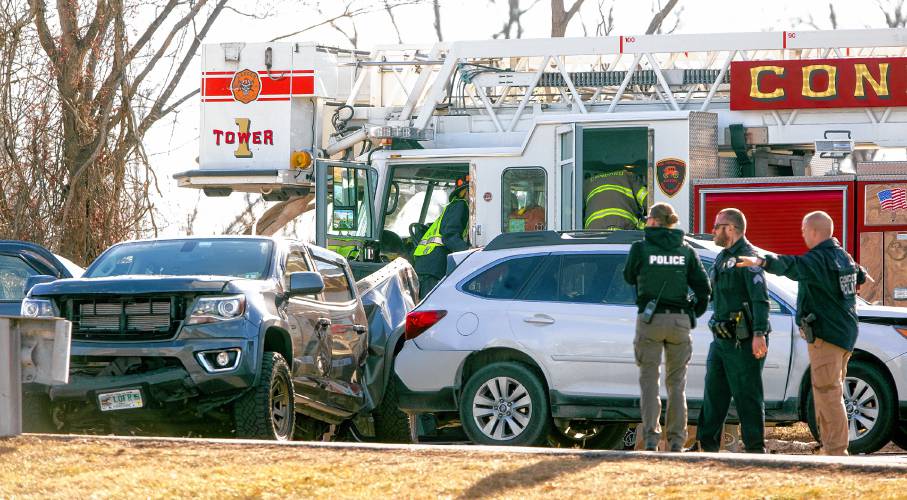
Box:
(648, 255), (686, 265)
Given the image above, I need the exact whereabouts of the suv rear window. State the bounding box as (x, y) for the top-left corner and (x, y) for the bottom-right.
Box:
(461, 255), (544, 299)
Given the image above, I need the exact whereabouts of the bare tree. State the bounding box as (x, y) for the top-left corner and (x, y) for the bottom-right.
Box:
(879, 0), (907, 26)
(644, 0), (682, 34)
(432, 0), (444, 41)
(493, 0), (542, 39)
(580, 0), (614, 36)
(384, 0), (405, 44)
(0, 1), (230, 264)
(793, 2), (839, 29)
(551, 0), (587, 37)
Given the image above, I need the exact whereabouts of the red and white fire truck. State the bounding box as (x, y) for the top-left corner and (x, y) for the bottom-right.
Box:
(176, 29), (907, 305)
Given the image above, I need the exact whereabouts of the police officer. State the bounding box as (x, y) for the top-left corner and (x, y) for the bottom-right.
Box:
(736, 211), (869, 455)
(583, 165), (648, 230)
(412, 176), (470, 299)
(694, 208), (771, 453)
(623, 202), (711, 452)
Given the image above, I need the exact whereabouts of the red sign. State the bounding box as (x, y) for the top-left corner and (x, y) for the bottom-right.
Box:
(730, 57), (907, 110)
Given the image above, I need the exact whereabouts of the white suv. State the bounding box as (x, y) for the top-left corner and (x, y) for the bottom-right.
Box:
(394, 231), (907, 453)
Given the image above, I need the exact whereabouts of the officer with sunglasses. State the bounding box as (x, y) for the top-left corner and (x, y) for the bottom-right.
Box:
(691, 208), (771, 453)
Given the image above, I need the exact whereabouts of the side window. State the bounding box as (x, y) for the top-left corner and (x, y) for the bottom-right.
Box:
(315, 259), (354, 303)
(519, 253), (635, 305)
(462, 255), (544, 299)
(285, 249), (317, 299)
(558, 254), (633, 304)
(502, 168), (547, 233)
(0, 255), (39, 301)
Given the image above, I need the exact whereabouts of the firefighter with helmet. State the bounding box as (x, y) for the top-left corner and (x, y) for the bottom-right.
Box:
(583, 164), (648, 230)
(413, 175), (470, 298)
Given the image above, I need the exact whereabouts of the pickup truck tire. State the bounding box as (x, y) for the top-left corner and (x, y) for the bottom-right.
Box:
(460, 362), (549, 447)
(372, 377), (412, 443)
(549, 421), (629, 449)
(806, 359), (894, 454)
(234, 352), (295, 441)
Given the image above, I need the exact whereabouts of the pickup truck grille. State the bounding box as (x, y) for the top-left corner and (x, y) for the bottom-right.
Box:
(68, 297), (183, 341)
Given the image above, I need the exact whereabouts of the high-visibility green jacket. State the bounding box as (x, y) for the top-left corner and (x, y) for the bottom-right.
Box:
(413, 198), (469, 257)
(583, 171), (647, 230)
(413, 198), (469, 279)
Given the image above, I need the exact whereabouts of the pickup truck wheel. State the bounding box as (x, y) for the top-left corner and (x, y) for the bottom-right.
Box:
(234, 352), (295, 440)
(806, 359), (895, 454)
(459, 362), (549, 447)
(372, 377), (412, 443)
(549, 421), (629, 449)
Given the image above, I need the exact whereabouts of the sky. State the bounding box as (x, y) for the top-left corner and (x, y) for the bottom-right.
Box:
(143, 0), (903, 236)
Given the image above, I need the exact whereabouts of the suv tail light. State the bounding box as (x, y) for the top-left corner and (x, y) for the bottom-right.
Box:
(405, 310), (447, 340)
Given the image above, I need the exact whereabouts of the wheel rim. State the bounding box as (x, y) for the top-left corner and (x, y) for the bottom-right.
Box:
(843, 375), (879, 441)
(270, 372), (292, 439)
(472, 376), (532, 441)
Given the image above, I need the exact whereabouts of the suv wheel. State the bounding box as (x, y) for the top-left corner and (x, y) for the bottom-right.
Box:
(459, 362), (549, 446)
(234, 352), (295, 440)
(806, 359), (895, 454)
(549, 421), (629, 449)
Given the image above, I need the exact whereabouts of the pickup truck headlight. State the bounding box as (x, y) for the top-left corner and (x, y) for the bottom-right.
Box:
(187, 295), (246, 325)
(20, 298), (57, 318)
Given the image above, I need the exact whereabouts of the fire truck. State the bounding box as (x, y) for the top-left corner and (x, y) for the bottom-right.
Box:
(176, 29), (907, 305)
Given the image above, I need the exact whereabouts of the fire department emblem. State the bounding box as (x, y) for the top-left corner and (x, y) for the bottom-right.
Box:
(656, 158), (686, 197)
(230, 69), (261, 104)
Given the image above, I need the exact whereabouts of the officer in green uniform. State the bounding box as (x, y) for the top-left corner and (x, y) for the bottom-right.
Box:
(623, 202), (711, 452)
(736, 211), (869, 455)
(413, 176), (470, 299)
(694, 208), (771, 453)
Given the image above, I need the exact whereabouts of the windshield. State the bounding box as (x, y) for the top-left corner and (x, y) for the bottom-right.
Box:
(86, 239), (273, 279)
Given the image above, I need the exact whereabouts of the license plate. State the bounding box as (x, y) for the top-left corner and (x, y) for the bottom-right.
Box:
(98, 389), (144, 411)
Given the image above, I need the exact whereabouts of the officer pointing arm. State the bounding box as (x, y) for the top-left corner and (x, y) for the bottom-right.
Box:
(735, 211), (870, 456)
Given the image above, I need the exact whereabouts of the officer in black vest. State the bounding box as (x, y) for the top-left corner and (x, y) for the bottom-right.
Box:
(623, 202), (711, 451)
(693, 207), (771, 453)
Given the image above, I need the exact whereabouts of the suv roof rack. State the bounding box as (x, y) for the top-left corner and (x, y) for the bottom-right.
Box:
(483, 230), (717, 252)
(484, 230), (643, 251)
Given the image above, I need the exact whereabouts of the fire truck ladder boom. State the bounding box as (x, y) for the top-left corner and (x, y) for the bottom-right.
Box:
(345, 29), (907, 144)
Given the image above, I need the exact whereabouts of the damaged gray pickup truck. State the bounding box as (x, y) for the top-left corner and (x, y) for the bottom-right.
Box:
(21, 236), (417, 441)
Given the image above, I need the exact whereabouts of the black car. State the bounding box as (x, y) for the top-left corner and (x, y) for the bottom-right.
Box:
(23, 236), (412, 441)
(0, 240), (82, 316)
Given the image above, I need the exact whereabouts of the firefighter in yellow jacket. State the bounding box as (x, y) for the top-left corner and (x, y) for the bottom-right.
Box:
(413, 176), (470, 299)
(583, 166), (648, 230)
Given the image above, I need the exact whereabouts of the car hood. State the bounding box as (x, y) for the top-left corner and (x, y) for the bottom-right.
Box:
(858, 303), (907, 326)
(30, 275), (236, 296)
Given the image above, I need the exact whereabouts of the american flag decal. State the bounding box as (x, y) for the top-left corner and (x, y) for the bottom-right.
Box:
(878, 188), (907, 212)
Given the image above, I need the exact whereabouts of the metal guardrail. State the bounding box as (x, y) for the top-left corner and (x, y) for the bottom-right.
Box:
(0, 316), (71, 437)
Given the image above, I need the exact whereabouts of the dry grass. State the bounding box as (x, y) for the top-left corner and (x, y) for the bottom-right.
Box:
(2, 435), (907, 499)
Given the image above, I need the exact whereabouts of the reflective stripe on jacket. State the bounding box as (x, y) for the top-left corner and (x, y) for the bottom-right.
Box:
(583, 171), (647, 230)
(413, 199), (468, 257)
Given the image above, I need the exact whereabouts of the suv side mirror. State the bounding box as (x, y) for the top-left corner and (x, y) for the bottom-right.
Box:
(23, 274), (56, 295)
(288, 272), (324, 296)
